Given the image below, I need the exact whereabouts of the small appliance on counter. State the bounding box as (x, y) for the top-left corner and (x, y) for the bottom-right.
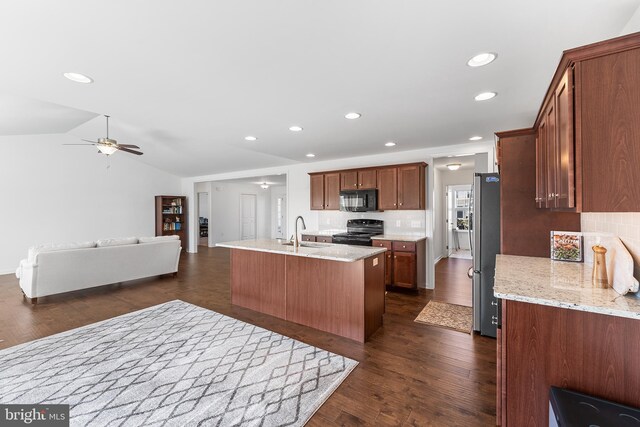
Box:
(332, 219), (384, 246)
(339, 189), (378, 212)
(471, 173), (501, 338)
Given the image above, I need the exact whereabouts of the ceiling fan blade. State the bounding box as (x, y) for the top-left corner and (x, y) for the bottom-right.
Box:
(82, 139), (99, 143)
(63, 143), (96, 145)
(116, 146), (143, 156)
(117, 144), (140, 149)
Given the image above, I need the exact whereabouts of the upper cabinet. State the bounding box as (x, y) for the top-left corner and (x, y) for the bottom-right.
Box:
(310, 173), (340, 210)
(398, 164), (425, 209)
(310, 162), (427, 211)
(377, 168), (399, 210)
(532, 32), (640, 212)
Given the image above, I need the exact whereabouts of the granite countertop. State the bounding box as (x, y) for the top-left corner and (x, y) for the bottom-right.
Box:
(216, 239), (387, 262)
(371, 234), (427, 242)
(494, 254), (640, 320)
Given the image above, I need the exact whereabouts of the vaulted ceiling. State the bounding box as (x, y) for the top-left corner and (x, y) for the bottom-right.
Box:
(1, 0), (638, 177)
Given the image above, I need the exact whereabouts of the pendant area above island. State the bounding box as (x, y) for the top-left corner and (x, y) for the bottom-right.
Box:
(216, 239), (387, 342)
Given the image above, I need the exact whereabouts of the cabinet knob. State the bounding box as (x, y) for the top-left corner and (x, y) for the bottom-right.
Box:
(393, 203), (396, 206)
(394, 256), (397, 259)
(399, 203), (403, 206)
(402, 245), (406, 248)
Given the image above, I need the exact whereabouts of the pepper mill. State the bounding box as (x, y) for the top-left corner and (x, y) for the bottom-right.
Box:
(592, 245), (609, 288)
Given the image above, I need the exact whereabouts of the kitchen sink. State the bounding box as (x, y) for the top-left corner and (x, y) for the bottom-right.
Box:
(277, 240), (327, 248)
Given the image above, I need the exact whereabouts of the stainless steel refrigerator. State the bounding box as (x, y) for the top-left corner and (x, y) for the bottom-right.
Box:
(470, 173), (500, 337)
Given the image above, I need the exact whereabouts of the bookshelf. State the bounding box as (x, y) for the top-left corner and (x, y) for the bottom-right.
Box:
(155, 195), (187, 246)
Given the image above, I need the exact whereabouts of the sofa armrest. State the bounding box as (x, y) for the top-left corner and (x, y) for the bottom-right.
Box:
(18, 261), (38, 298)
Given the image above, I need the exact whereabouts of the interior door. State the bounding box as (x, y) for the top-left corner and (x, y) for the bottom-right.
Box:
(240, 194), (257, 240)
(275, 195), (286, 239)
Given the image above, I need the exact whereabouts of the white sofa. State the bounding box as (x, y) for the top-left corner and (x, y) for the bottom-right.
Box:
(15, 236), (182, 302)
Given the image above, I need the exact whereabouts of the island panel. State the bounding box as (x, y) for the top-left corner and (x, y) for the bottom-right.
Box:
(364, 253), (385, 339)
(286, 256), (365, 342)
(230, 249), (286, 319)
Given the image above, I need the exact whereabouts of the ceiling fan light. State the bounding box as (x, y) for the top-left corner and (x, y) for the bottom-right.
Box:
(97, 145), (117, 156)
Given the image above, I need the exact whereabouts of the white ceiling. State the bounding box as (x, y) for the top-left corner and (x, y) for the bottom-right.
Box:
(433, 155), (476, 171)
(213, 174), (287, 186)
(1, 1), (638, 177)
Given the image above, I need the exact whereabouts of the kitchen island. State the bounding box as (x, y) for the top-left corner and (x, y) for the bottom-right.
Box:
(494, 254), (640, 426)
(216, 239), (387, 342)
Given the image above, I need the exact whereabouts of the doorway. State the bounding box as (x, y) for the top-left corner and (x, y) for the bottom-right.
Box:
(240, 194), (257, 240)
(446, 185), (472, 260)
(197, 192), (209, 247)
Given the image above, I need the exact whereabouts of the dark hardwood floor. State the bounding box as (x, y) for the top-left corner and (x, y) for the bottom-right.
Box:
(432, 257), (474, 307)
(0, 248), (496, 426)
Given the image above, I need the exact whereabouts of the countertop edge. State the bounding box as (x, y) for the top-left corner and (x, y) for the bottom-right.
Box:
(216, 243), (386, 262)
(371, 235), (427, 242)
(495, 290), (640, 320)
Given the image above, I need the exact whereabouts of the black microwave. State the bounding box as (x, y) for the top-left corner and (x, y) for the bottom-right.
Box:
(339, 189), (378, 212)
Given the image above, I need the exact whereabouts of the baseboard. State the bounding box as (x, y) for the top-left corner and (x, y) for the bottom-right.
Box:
(433, 256), (443, 264)
(0, 268), (15, 276)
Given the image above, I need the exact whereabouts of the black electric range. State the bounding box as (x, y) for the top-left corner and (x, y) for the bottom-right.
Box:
(332, 219), (383, 246)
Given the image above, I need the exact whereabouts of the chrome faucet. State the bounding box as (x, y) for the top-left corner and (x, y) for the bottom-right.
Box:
(293, 216), (306, 248)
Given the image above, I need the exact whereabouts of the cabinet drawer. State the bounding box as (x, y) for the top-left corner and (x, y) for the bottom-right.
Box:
(392, 241), (416, 252)
(316, 236), (333, 243)
(372, 240), (392, 250)
(301, 235), (316, 242)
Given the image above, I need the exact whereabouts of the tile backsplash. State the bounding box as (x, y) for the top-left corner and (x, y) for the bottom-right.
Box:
(581, 213), (640, 280)
(317, 210), (426, 235)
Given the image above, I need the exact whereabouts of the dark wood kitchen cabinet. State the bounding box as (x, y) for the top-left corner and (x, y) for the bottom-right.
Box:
(536, 68), (574, 210)
(531, 32), (640, 212)
(377, 167), (398, 210)
(310, 174), (324, 210)
(310, 162), (426, 211)
(372, 238), (425, 289)
(398, 164), (425, 209)
(499, 299), (640, 426)
(309, 173), (340, 210)
(323, 173), (340, 210)
(341, 169), (377, 190)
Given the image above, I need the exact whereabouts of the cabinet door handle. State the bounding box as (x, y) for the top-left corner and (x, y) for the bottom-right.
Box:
(491, 301), (498, 306)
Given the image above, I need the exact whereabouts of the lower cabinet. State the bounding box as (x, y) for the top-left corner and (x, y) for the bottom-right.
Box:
(301, 234), (333, 243)
(372, 239), (425, 289)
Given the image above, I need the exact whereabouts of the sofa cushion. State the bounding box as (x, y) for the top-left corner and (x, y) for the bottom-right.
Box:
(96, 237), (139, 248)
(138, 235), (180, 243)
(28, 241), (96, 263)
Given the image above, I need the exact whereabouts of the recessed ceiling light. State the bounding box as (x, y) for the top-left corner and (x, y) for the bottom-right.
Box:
(385, 141), (396, 147)
(306, 153), (315, 158)
(344, 112), (361, 120)
(63, 72), (93, 84)
(289, 126), (303, 132)
(475, 92), (497, 101)
(469, 136), (483, 141)
(244, 136), (257, 141)
(447, 164), (462, 171)
(467, 53), (497, 67)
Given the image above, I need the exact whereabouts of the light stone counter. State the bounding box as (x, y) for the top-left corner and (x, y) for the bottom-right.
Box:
(371, 234), (427, 242)
(216, 239), (386, 262)
(494, 254), (640, 320)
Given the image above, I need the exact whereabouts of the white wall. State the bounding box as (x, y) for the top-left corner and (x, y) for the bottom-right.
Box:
(182, 140), (495, 289)
(0, 133), (181, 274)
(208, 182), (271, 244)
(621, 5), (640, 35)
(433, 168), (475, 260)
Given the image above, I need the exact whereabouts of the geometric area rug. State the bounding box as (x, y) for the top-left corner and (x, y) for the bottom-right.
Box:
(0, 300), (357, 426)
(414, 300), (473, 334)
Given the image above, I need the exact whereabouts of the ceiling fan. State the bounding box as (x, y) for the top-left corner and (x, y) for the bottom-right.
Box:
(65, 115), (143, 156)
